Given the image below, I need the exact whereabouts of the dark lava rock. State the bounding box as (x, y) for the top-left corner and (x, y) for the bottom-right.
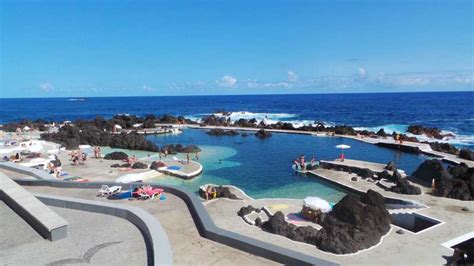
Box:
(376, 128), (387, 137)
(238, 205), (258, 217)
(215, 186), (240, 199)
(41, 122), (159, 152)
(449, 163), (469, 178)
(150, 161), (166, 170)
(110, 132), (159, 152)
(200, 185), (240, 200)
(206, 128), (239, 136)
(255, 129), (272, 139)
(460, 148), (474, 161)
(351, 177), (358, 182)
(412, 159), (449, 184)
(429, 142), (459, 155)
(315, 190), (391, 254)
(390, 177), (422, 195)
(319, 162), (375, 179)
(258, 190), (391, 254)
(267, 122), (295, 131)
(201, 115), (231, 126)
(448, 247), (474, 265)
(132, 162), (148, 169)
(435, 178), (472, 201)
(377, 170), (392, 181)
(396, 229), (405, 234)
(407, 125), (443, 139)
(359, 168), (375, 179)
(385, 161), (397, 171)
(104, 151), (128, 160)
(332, 125), (356, 135)
(161, 144), (201, 154)
(414, 159), (474, 200)
(261, 211), (319, 245)
(390, 170), (403, 183)
(110, 163), (121, 168)
(233, 118), (257, 128)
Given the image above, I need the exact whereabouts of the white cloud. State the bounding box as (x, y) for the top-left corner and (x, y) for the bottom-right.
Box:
(166, 70), (473, 92)
(358, 67), (367, 79)
(287, 71), (298, 82)
(142, 85), (155, 92)
(39, 82), (54, 92)
(219, 75), (237, 88)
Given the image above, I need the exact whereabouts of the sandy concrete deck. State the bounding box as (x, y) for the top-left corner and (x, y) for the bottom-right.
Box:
(320, 158), (406, 175)
(202, 169), (474, 265)
(21, 185), (276, 265)
(151, 158), (203, 179)
(0, 200), (147, 265)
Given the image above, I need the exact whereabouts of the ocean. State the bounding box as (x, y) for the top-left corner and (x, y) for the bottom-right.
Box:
(1, 91), (473, 147)
(1, 91), (472, 200)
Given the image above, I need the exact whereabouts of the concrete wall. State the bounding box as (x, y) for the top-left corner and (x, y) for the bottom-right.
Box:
(34, 193), (173, 266)
(6, 164), (337, 265)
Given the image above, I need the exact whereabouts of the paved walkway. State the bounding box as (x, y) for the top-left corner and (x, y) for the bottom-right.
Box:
(21, 185), (277, 265)
(0, 200), (147, 265)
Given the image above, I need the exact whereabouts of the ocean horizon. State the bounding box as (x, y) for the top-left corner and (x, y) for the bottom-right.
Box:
(2, 91), (473, 148)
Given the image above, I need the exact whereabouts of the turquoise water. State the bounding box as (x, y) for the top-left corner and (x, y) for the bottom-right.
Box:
(139, 129), (430, 202)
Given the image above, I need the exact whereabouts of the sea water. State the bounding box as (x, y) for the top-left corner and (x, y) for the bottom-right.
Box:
(142, 128), (428, 201)
(1, 91), (473, 147)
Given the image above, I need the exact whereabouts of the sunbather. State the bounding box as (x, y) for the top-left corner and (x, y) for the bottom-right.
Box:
(205, 185), (217, 200)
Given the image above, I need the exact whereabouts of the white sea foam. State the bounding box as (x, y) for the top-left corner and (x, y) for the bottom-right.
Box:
(354, 124), (474, 147)
(184, 112), (474, 147)
(405, 132), (474, 147)
(353, 124), (409, 135)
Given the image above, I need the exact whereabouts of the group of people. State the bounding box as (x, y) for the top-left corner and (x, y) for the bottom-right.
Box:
(47, 161), (62, 178)
(70, 150), (87, 165)
(293, 155), (317, 171)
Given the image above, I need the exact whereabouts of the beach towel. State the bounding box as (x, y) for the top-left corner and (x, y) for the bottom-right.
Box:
(286, 213), (306, 225)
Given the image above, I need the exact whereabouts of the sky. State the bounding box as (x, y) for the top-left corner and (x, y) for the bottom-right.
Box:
(0, 0), (473, 98)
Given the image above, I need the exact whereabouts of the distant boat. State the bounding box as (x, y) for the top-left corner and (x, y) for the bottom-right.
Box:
(67, 98), (85, 101)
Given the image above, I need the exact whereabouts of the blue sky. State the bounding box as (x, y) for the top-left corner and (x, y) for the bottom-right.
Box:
(1, 0), (472, 98)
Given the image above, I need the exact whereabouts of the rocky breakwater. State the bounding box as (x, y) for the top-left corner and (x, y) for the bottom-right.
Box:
(387, 170), (422, 195)
(41, 124), (159, 152)
(412, 159), (474, 201)
(206, 128), (239, 136)
(160, 144), (201, 154)
(255, 129), (272, 139)
(407, 125), (454, 140)
(245, 190), (391, 254)
(319, 161), (376, 179)
(374, 161), (422, 195)
(1, 119), (51, 132)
